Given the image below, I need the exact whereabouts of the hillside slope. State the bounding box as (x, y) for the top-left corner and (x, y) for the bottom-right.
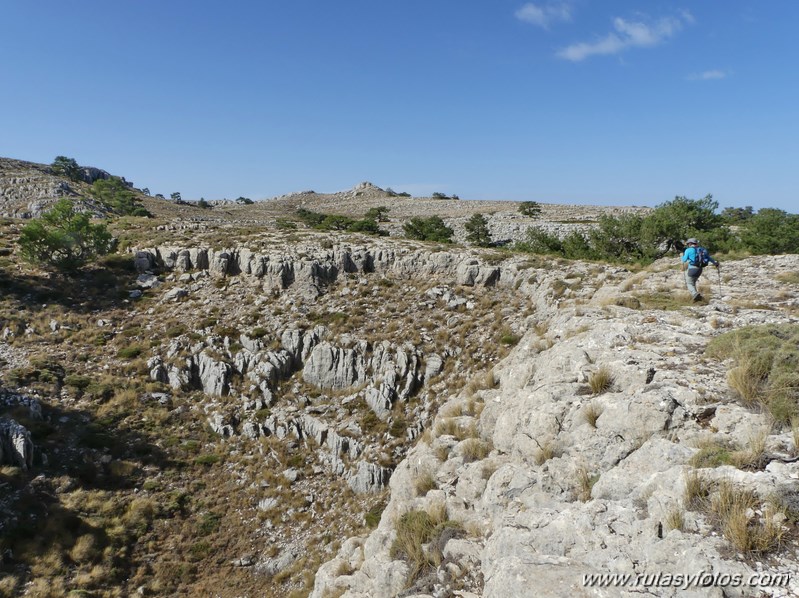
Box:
(1, 161), (797, 597)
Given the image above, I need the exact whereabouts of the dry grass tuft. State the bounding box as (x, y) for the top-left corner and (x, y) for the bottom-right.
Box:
(706, 324), (799, 424)
(664, 507), (685, 531)
(709, 481), (787, 554)
(533, 438), (559, 466)
(461, 438), (491, 463)
(575, 465), (598, 502)
(413, 470), (438, 496)
(775, 271), (799, 285)
(588, 366), (614, 395)
(730, 430), (769, 470)
(582, 402), (603, 428)
(390, 503), (462, 583)
(727, 362), (763, 406)
(684, 470), (710, 510)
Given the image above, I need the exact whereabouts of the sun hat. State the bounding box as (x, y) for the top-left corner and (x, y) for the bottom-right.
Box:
(686, 238), (698, 245)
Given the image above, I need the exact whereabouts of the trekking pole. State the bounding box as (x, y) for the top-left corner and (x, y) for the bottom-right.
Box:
(716, 265), (722, 298)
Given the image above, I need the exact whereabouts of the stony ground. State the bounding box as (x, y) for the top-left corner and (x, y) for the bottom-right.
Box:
(311, 253), (799, 598)
(1, 157), (798, 598)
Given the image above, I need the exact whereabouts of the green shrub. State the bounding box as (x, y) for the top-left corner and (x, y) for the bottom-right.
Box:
(117, 345), (144, 359)
(499, 330), (520, 346)
(514, 227), (563, 255)
(690, 440), (734, 468)
(518, 201), (542, 218)
(739, 209), (799, 254)
(365, 206), (390, 222)
(91, 177), (151, 217)
(275, 218), (298, 230)
(196, 512), (221, 536)
(403, 216), (454, 243)
(317, 215), (355, 231)
(50, 156), (82, 181)
(18, 199), (114, 272)
(640, 194), (722, 253)
(194, 454), (221, 466)
(464, 214), (492, 247)
(347, 218), (385, 235)
(296, 208), (326, 226)
(250, 327), (268, 339)
(64, 374), (92, 391)
(364, 502), (386, 528)
(510, 195), (770, 265)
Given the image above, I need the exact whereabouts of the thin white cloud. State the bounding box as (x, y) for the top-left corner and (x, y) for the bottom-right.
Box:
(515, 2), (572, 29)
(557, 13), (691, 61)
(688, 69), (729, 81)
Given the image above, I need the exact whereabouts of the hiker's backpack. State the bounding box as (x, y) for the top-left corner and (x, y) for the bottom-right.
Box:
(692, 247), (710, 267)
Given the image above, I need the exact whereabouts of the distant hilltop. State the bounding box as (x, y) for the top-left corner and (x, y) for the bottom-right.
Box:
(0, 156), (651, 245)
(0, 157), (125, 218)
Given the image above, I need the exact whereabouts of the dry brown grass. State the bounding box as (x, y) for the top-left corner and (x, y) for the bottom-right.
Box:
(433, 417), (477, 441)
(0, 575), (20, 597)
(413, 470), (438, 496)
(534, 438), (559, 465)
(461, 438), (491, 463)
(69, 534), (100, 563)
(664, 507), (685, 532)
(710, 481), (787, 554)
(684, 470), (710, 509)
(389, 502), (462, 584)
(582, 401), (603, 428)
(730, 430), (769, 470)
(575, 465), (598, 502)
(727, 363), (763, 406)
(588, 366), (614, 395)
(776, 271), (799, 285)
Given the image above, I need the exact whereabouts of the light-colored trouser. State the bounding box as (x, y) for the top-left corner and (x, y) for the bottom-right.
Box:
(685, 266), (702, 298)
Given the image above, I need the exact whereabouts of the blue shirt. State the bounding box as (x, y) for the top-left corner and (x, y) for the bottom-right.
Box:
(682, 246), (718, 267)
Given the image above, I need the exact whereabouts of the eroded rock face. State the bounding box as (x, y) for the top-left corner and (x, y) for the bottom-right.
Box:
(133, 244), (509, 294)
(303, 342), (367, 390)
(146, 325), (441, 493)
(310, 254), (799, 598)
(0, 418), (34, 469)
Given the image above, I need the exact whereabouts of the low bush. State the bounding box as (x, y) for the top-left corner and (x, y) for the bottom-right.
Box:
(19, 200), (115, 272)
(403, 216), (454, 243)
(390, 506), (462, 582)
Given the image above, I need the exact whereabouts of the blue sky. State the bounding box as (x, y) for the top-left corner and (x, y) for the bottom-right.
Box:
(1, 1), (796, 212)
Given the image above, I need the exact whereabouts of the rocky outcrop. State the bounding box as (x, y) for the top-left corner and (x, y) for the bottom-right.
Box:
(346, 461), (392, 494)
(146, 324), (442, 492)
(132, 244), (506, 296)
(0, 157), (125, 218)
(311, 254), (799, 598)
(0, 158), (80, 218)
(148, 351), (233, 397)
(0, 418), (34, 469)
(303, 342), (367, 390)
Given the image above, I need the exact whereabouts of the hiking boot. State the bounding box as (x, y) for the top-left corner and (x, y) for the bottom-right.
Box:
(692, 294), (704, 303)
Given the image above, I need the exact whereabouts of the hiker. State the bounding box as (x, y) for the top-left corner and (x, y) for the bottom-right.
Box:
(681, 238), (720, 302)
